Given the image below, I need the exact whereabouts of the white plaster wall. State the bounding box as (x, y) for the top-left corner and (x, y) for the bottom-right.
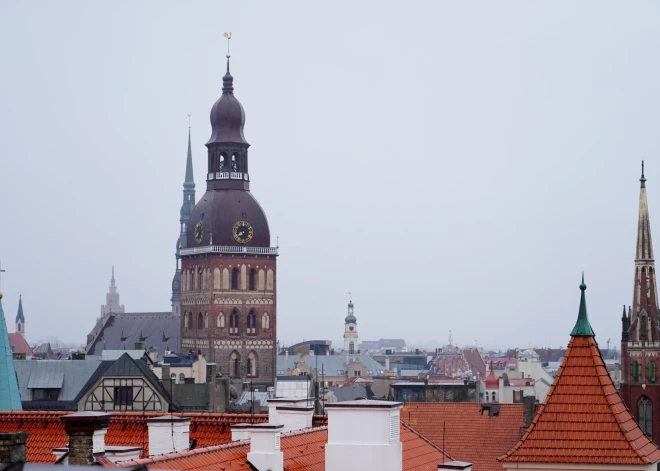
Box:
(148, 420), (190, 456)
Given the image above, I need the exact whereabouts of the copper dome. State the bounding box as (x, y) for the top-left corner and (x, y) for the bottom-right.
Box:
(186, 190), (270, 248)
(206, 70), (248, 146)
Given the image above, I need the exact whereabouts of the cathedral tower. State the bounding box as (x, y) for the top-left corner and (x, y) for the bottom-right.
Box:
(343, 297), (358, 353)
(15, 295), (25, 338)
(101, 267), (125, 316)
(179, 56), (278, 388)
(172, 126), (196, 315)
(620, 161), (660, 442)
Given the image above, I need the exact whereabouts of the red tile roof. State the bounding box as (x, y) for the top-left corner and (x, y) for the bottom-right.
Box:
(109, 424), (451, 471)
(401, 403), (527, 471)
(8, 333), (33, 357)
(499, 335), (660, 465)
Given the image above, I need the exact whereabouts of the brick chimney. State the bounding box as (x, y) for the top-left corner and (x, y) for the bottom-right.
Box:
(325, 400), (403, 471)
(61, 412), (110, 465)
(231, 424), (283, 471)
(147, 415), (190, 456)
(522, 395), (536, 429)
(0, 432), (27, 466)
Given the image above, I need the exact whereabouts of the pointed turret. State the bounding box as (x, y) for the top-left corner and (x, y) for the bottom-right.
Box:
(571, 274), (595, 337)
(637, 161), (654, 261)
(15, 295), (25, 338)
(0, 293), (23, 410)
(184, 128), (195, 189)
(621, 304), (630, 342)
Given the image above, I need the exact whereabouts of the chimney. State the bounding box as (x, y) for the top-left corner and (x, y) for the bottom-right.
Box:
(147, 415), (190, 456)
(230, 424), (283, 471)
(385, 357), (390, 371)
(325, 400), (403, 471)
(267, 397), (314, 432)
(61, 412), (110, 465)
(161, 364), (171, 381)
(522, 395), (536, 429)
(438, 461), (472, 471)
(0, 432), (27, 466)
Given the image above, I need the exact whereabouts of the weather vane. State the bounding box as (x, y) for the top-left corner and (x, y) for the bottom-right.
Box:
(224, 32), (232, 59)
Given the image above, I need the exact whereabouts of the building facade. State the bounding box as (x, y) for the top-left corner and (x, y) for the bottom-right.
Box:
(101, 267), (125, 316)
(179, 59), (277, 388)
(172, 127), (196, 316)
(343, 299), (358, 353)
(621, 163), (660, 442)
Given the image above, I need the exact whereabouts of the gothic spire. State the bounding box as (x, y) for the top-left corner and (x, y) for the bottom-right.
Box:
(15, 295), (24, 323)
(111, 266), (115, 284)
(184, 127), (195, 189)
(0, 294), (23, 410)
(570, 273), (595, 337)
(636, 161), (654, 261)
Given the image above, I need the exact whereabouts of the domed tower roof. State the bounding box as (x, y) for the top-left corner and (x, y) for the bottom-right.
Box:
(345, 298), (356, 324)
(484, 360), (499, 389)
(206, 65), (248, 146)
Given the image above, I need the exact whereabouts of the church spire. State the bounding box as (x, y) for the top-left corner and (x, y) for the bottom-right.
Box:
(570, 274), (594, 337)
(184, 126), (195, 189)
(636, 161), (654, 261)
(0, 293), (23, 410)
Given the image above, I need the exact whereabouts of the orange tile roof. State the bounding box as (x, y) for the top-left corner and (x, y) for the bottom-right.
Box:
(110, 424), (451, 471)
(8, 333), (34, 357)
(499, 335), (660, 465)
(401, 403), (526, 471)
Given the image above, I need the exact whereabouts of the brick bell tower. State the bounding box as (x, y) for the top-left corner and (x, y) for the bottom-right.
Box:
(620, 161), (660, 442)
(179, 52), (278, 388)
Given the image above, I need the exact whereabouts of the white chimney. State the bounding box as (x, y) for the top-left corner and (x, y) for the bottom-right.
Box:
(147, 415), (190, 456)
(438, 461), (472, 471)
(267, 397), (314, 432)
(325, 400), (403, 471)
(231, 424), (283, 471)
(231, 424), (252, 442)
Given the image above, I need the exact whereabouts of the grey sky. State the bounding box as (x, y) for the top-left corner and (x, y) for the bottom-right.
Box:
(1, 1), (658, 350)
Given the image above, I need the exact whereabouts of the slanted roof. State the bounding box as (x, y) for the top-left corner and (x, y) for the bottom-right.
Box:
(108, 423), (451, 471)
(14, 359), (104, 409)
(8, 333), (33, 357)
(402, 403), (526, 471)
(0, 295), (22, 410)
(86, 312), (179, 358)
(499, 279), (660, 465)
(277, 354), (386, 376)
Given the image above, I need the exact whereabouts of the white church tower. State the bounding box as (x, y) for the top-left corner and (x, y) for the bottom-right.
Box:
(343, 296), (358, 354)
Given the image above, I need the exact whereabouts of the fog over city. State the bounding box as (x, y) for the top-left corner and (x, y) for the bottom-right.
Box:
(2, 1), (659, 349)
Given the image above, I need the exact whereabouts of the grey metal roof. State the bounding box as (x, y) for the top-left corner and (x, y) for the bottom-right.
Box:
(27, 371), (63, 389)
(14, 359), (103, 404)
(87, 312), (180, 358)
(326, 385), (373, 402)
(101, 350), (147, 361)
(276, 354), (386, 376)
(236, 390), (270, 407)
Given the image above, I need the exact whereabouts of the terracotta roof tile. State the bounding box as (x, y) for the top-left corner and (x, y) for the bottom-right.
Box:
(499, 335), (660, 465)
(111, 424), (450, 471)
(401, 403), (526, 471)
(8, 333), (34, 357)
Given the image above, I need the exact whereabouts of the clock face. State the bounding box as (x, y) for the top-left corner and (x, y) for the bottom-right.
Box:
(233, 220), (254, 244)
(194, 221), (204, 245)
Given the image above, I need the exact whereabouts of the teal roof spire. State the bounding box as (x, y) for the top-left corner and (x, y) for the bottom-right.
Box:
(15, 294), (24, 323)
(0, 294), (23, 410)
(183, 126), (195, 189)
(570, 273), (595, 337)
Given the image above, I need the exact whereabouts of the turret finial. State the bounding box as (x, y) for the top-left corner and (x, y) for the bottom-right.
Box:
(224, 32), (232, 71)
(571, 272), (595, 337)
(187, 112), (191, 129)
(641, 160), (646, 188)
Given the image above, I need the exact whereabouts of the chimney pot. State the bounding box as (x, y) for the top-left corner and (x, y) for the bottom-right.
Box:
(61, 412), (110, 465)
(0, 432), (28, 466)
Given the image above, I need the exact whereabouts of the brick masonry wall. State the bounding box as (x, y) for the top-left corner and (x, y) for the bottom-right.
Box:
(0, 432), (27, 465)
(620, 382), (660, 445)
(67, 431), (94, 466)
(180, 254), (277, 387)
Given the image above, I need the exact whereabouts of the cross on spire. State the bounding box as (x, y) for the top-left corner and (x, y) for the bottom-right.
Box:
(0, 261), (5, 292)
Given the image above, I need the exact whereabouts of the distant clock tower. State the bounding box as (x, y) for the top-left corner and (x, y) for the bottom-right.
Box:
(343, 298), (358, 354)
(179, 58), (278, 388)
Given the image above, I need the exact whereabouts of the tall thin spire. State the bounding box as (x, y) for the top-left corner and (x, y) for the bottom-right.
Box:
(184, 126), (195, 189)
(111, 266), (115, 284)
(0, 294), (23, 410)
(571, 273), (595, 337)
(636, 161), (654, 261)
(16, 295), (24, 323)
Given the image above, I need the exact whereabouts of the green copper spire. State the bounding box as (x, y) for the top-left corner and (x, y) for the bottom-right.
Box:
(0, 294), (23, 410)
(570, 273), (595, 337)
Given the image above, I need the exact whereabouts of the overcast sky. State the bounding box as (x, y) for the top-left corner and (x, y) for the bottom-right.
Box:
(1, 1), (659, 350)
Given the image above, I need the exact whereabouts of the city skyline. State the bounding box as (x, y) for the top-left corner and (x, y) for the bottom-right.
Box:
(2, 1), (659, 348)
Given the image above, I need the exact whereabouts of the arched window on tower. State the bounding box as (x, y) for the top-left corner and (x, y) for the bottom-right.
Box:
(197, 312), (204, 330)
(262, 312), (270, 330)
(229, 310), (239, 335)
(639, 396), (653, 436)
(219, 153), (226, 171)
(204, 312), (209, 329)
(231, 154), (237, 172)
(217, 312), (225, 328)
(230, 351), (240, 378)
(184, 312), (188, 328)
(492, 391), (497, 402)
(249, 269), (256, 291)
(349, 342), (355, 354)
(651, 362), (656, 383)
(633, 361), (639, 381)
(247, 351), (257, 377)
(231, 268), (239, 290)
(247, 310), (256, 335)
